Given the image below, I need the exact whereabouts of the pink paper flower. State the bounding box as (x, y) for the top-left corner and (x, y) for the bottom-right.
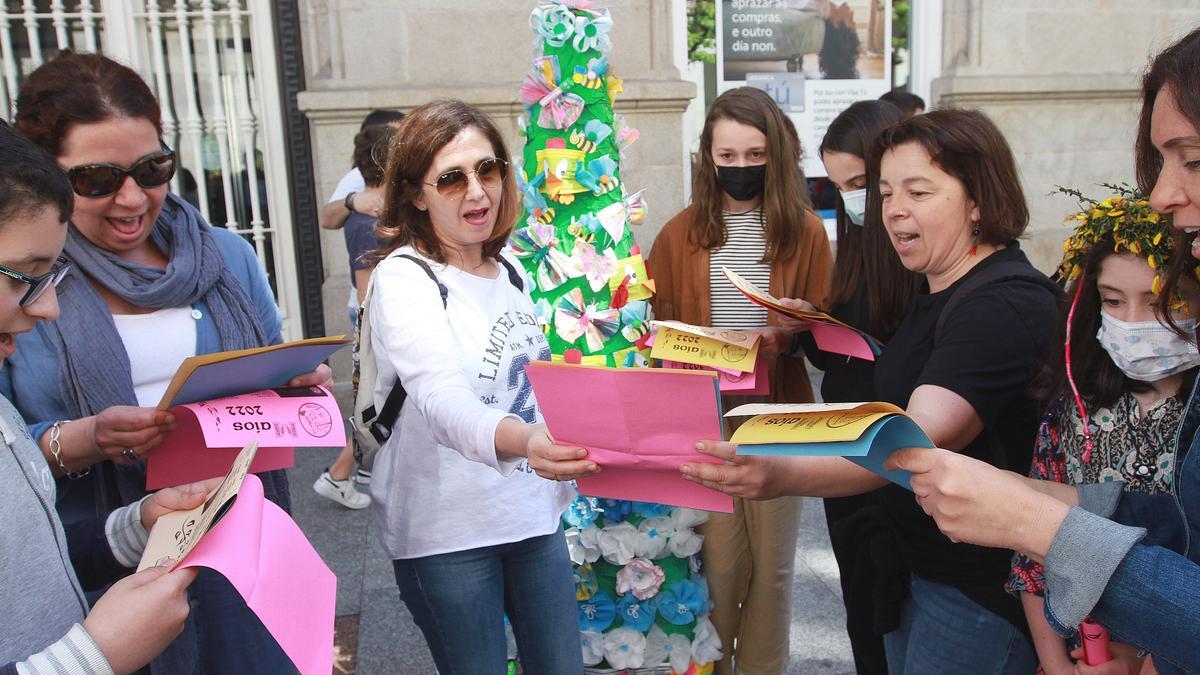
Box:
(615, 558), (666, 600)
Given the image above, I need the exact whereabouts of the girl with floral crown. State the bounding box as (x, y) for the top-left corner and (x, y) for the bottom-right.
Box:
(1007, 185), (1200, 675)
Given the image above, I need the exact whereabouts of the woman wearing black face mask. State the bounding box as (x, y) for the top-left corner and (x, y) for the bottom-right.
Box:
(649, 86), (833, 675)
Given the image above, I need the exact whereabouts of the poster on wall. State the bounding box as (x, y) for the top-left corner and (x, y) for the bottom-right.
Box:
(716, 0), (892, 178)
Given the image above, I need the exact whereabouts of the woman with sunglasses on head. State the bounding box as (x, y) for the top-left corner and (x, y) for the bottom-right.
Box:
(883, 26), (1200, 674)
(651, 86), (833, 675)
(0, 52), (326, 671)
(366, 99), (586, 674)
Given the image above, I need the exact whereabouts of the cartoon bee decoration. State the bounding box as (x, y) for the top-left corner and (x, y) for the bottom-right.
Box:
(575, 156), (620, 197)
(571, 56), (608, 90)
(569, 119), (613, 154)
(567, 214), (602, 244)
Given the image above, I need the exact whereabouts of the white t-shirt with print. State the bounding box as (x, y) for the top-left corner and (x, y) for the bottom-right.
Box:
(367, 246), (573, 559)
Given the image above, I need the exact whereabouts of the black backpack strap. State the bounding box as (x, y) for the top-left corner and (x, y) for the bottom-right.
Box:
(369, 254), (449, 444)
(498, 255), (525, 292)
(934, 261), (1060, 345)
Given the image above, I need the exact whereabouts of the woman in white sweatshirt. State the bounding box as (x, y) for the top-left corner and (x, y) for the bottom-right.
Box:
(366, 99), (586, 674)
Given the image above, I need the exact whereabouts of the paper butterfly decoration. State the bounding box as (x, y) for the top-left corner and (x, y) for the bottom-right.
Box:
(614, 115), (640, 157)
(569, 119), (613, 154)
(554, 287), (620, 352)
(533, 298), (554, 334)
(571, 238), (618, 292)
(520, 56), (585, 130)
(623, 190), (647, 225)
(511, 223), (579, 292)
(572, 56), (608, 90)
(575, 156), (620, 196)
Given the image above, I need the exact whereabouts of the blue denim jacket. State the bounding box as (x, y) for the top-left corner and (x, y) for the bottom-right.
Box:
(1042, 375), (1200, 674)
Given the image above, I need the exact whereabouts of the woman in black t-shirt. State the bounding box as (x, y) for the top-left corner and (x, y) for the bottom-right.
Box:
(682, 109), (1060, 674)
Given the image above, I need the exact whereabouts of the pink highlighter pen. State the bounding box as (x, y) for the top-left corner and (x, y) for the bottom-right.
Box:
(1080, 617), (1112, 665)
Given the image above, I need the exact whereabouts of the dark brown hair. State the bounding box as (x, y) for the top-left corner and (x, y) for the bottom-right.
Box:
(819, 100), (919, 337)
(14, 51), (162, 158)
(0, 124), (74, 225)
(1144, 26), (1200, 325)
(353, 124), (397, 188)
(691, 87), (811, 261)
(869, 108), (1029, 245)
(374, 100), (518, 264)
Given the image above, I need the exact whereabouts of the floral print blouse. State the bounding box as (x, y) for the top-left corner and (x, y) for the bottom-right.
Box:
(1007, 392), (1180, 595)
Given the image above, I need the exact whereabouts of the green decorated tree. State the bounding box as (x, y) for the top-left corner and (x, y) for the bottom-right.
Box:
(510, 3), (722, 672)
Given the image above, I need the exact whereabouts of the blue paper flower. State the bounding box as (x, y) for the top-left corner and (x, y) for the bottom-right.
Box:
(599, 499), (632, 522)
(564, 495), (601, 529)
(616, 592), (658, 633)
(631, 501), (672, 519)
(578, 591), (616, 632)
(575, 156), (620, 196)
(656, 579), (708, 625)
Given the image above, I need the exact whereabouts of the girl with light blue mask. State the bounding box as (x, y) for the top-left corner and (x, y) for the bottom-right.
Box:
(1006, 187), (1199, 675)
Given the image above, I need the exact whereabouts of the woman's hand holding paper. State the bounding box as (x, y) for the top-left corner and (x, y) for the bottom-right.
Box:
(83, 563), (199, 675)
(524, 424), (599, 482)
(750, 326), (793, 358)
(90, 406), (177, 465)
(680, 440), (783, 499)
(885, 446), (1070, 561)
(288, 362), (334, 389)
(139, 476), (224, 533)
(775, 297), (816, 333)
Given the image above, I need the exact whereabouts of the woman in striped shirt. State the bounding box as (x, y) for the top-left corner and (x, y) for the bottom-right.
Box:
(650, 86), (833, 675)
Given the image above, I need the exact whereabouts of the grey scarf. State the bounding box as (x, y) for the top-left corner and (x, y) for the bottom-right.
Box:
(46, 193), (268, 505)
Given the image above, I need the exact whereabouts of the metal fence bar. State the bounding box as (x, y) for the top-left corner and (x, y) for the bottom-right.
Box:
(227, 0), (266, 260)
(171, 0), (211, 222)
(21, 0), (43, 68)
(199, 0), (235, 228)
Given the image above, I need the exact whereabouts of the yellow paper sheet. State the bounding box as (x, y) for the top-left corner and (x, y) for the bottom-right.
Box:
(650, 326), (759, 373)
(731, 411), (894, 444)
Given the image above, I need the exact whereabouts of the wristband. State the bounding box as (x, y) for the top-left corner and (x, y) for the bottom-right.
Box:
(344, 191), (357, 213)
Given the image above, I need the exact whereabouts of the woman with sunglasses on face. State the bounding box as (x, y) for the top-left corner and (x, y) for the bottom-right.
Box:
(651, 86), (833, 675)
(366, 99), (586, 674)
(884, 26), (1200, 674)
(0, 123), (236, 675)
(0, 52), (323, 671)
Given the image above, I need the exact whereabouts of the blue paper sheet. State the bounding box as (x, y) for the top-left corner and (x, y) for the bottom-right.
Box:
(167, 343), (349, 408)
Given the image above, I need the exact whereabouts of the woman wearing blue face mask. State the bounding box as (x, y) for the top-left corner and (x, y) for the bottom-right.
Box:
(776, 99), (921, 675)
(1005, 191), (1197, 675)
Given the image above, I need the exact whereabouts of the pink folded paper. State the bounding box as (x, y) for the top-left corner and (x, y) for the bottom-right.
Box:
(809, 322), (875, 361)
(147, 386), (346, 489)
(525, 362), (733, 512)
(659, 355), (769, 395)
(178, 473), (336, 675)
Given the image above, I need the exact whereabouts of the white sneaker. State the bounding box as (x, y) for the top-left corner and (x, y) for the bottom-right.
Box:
(353, 468), (372, 486)
(313, 470), (370, 509)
